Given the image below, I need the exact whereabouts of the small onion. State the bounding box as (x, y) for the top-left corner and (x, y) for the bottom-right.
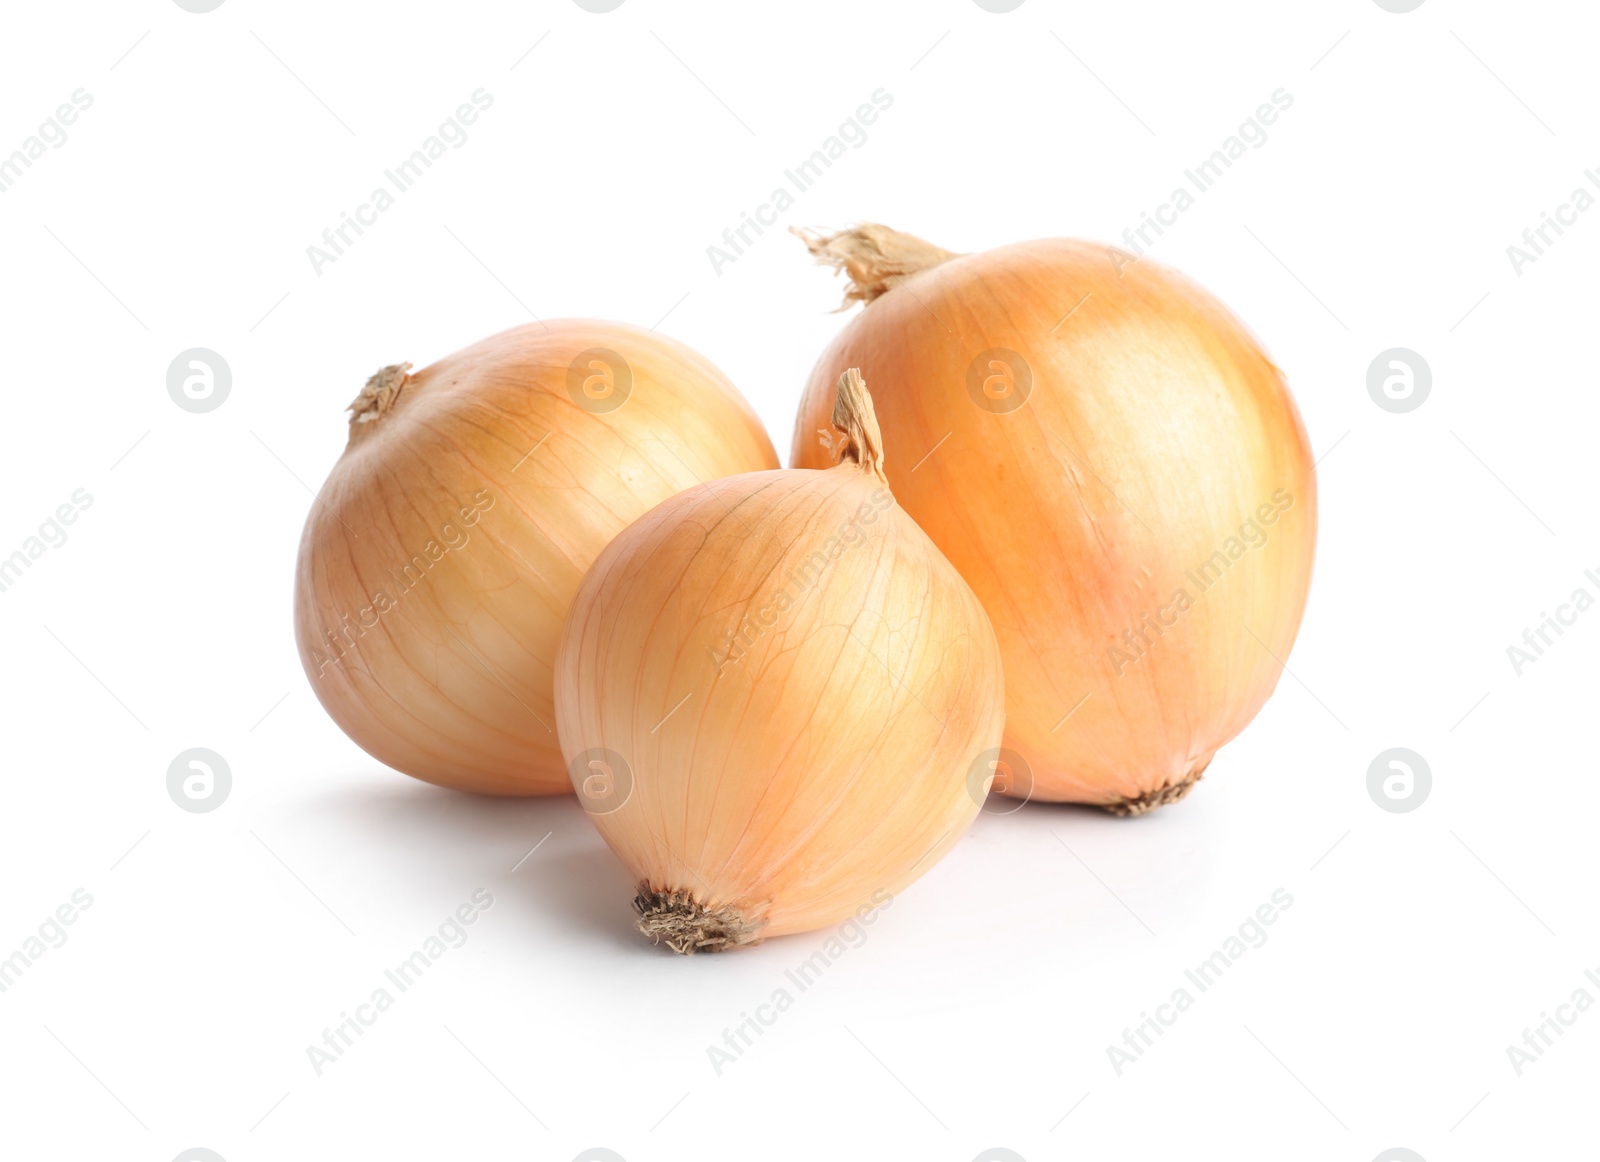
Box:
(555, 370), (1004, 952)
(791, 226), (1317, 813)
(294, 321), (778, 795)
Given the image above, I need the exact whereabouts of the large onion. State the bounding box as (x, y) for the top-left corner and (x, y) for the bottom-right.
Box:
(555, 370), (1004, 950)
(791, 226), (1316, 813)
(295, 320), (778, 795)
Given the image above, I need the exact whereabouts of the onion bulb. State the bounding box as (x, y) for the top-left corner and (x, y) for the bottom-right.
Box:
(555, 369), (1004, 952)
(791, 225), (1317, 813)
(294, 320), (778, 795)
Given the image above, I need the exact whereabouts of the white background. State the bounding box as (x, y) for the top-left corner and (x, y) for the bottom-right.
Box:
(1, 1), (1595, 1160)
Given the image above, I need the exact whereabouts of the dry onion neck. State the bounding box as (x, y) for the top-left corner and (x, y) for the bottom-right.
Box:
(793, 223), (958, 307)
(347, 362), (413, 426)
(823, 367), (888, 483)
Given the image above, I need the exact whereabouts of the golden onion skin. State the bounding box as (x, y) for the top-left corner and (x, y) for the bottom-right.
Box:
(792, 235), (1317, 811)
(554, 380), (1005, 945)
(295, 320), (778, 795)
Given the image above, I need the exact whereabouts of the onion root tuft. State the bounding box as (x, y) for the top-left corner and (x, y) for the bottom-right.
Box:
(633, 885), (764, 955)
(1103, 763), (1209, 817)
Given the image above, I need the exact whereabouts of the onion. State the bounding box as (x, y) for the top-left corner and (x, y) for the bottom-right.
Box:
(555, 370), (1004, 951)
(294, 321), (778, 795)
(791, 225), (1317, 813)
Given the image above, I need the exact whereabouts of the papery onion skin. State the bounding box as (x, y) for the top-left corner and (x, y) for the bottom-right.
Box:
(791, 228), (1317, 812)
(555, 371), (1005, 949)
(294, 320), (778, 795)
